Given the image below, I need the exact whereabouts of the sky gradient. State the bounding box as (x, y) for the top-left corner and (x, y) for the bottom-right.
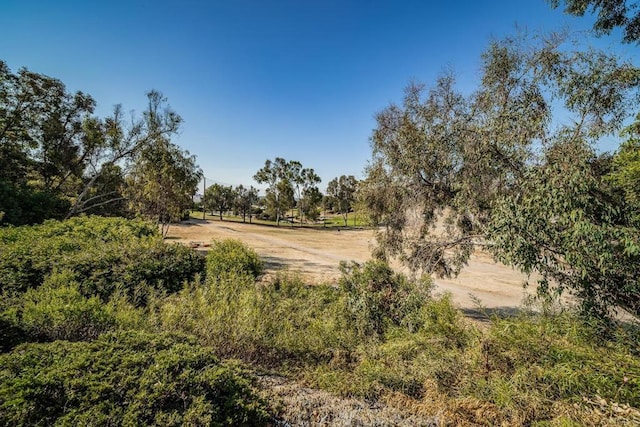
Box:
(1, 1), (634, 189)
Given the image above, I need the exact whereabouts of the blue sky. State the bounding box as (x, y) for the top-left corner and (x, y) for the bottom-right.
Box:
(0, 1), (633, 189)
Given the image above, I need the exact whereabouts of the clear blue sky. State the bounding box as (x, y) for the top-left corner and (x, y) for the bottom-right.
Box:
(0, 1), (633, 189)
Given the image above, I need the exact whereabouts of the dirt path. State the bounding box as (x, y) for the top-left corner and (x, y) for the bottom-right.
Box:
(167, 219), (536, 311)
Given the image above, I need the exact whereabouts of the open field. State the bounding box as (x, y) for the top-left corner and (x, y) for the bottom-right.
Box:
(167, 218), (536, 311)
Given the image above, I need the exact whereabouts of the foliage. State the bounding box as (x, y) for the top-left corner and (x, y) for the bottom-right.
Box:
(306, 306), (640, 425)
(0, 60), (95, 198)
(204, 183), (235, 221)
(0, 216), (204, 300)
(233, 184), (258, 223)
(0, 60), (188, 221)
(301, 185), (323, 222)
(326, 175), (358, 226)
(206, 239), (264, 282)
(153, 256), (640, 424)
(0, 331), (270, 426)
(338, 260), (433, 338)
(549, 0), (640, 43)
(156, 271), (351, 365)
(14, 271), (117, 342)
(489, 139), (640, 320)
(294, 167), (321, 225)
(0, 180), (69, 226)
(363, 32), (640, 320)
(254, 157), (319, 225)
(126, 129), (201, 236)
(609, 116), (640, 212)
(254, 157), (293, 224)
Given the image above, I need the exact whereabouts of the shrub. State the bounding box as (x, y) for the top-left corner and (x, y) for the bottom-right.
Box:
(338, 260), (433, 338)
(157, 271), (351, 365)
(14, 271), (116, 342)
(206, 239), (263, 282)
(0, 331), (270, 426)
(0, 216), (204, 301)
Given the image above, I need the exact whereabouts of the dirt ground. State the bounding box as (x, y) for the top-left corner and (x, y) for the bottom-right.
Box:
(167, 219), (536, 311)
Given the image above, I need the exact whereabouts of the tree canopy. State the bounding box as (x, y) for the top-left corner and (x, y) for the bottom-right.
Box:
(550, 0), (640, 43)
(326, 175), (358, 226)
(126, 136), (201, 236)
(204, 183), (235, 221)
(253, 157), (319, 225)
(0, 61), (193, 226)
(363, 32), (640, 321)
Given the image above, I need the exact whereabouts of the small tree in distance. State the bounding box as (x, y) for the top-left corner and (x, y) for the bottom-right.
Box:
(204, 183), (235, 221)
(326, 175), (358, 226)
(234, 184), (258, 223)
(254, 157), (317, 225)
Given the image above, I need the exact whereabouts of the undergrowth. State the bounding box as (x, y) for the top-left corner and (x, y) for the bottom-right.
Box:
(1, 228), (639, 425)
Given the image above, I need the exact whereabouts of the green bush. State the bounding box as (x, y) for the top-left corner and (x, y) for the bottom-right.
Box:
(0, 216), (204, 301)
(0, 181), (70, 226)
(0, 331), (270, 426)
(13, 271), (116, 342)
(157, 271), (352, 365)
(206, 239), (264, 282)
(0, 311), (25, 353)
(338, 260), (433, 338)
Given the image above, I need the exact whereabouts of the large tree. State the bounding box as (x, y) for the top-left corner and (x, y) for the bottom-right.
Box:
(125, 138), (201, 236)
(0, 61), (95, 222)
(68, 90), (183, 218)
(364, 33), (640, 320)
(549, 0), (640, 43)
(301, 186), (323, 222)
(0, 61), (184, 223)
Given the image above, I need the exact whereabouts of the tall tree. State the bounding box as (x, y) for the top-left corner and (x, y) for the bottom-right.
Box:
(326, 175), (358, 226)
(549, 0), (640, 43)
(125, 138), (201, 236)
(0, 62), (184, 221)
(254, 157), (297, 225)
(0, 61), (95, 222)
(364, 33), (640, 320)
(67, 90), (183, 218)
(301, 186), (323, 222)
(293, 167), (321, 225)
(204, 183), (235, 221)
(233, 185), (258, 223)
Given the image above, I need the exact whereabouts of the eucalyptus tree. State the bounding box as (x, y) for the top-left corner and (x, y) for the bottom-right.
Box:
(254, 157), (314, 225)
(326, 175), (358, 226)
(126, 138), (201, 236)
(254, 158), (288, 224)
(301, 186), (323, 222)
(295, 167), (321, 225)
(364, 32), (640, 320)
(204, 183), (235, 221)
(68, 90), (183, 218)
(0, 61), (95, 222)
(233, 184), (258, 223)
(549, 0), (640, 43)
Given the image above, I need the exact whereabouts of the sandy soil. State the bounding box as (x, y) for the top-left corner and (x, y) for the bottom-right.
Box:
(167, 219), (536, 311)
